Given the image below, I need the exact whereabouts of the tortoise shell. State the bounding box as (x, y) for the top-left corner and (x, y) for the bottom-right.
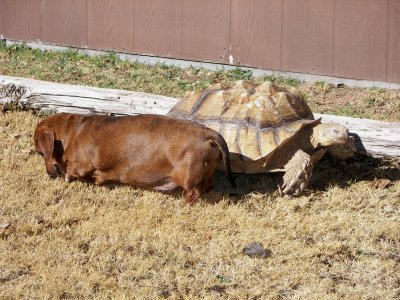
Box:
(167, 80), (317, 173)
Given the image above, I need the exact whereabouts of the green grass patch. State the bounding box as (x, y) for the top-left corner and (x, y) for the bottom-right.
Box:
(326, 103), (368, 119)
(314, 81), (325, 89)
(262, 74), (303, 87)
(227, 67), (253, 80)
(1, 43), (399, 122)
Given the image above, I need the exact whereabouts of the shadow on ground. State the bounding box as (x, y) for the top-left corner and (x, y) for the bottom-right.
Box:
(82, 154), (399, 204)
(211, 154), (400, 200)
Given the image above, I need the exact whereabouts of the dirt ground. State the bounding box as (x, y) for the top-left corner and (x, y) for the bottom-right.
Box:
(1, 111), (399, 299)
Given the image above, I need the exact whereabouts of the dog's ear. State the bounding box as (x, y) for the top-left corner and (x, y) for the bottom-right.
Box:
(35, 129), (63, 178)
(34, 130), (55, 159)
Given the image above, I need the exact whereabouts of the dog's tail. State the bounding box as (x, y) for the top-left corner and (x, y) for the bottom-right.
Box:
(208, 132), (235, 187)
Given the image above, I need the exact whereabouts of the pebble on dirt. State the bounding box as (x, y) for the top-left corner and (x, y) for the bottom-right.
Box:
(242, 242), (272, 258)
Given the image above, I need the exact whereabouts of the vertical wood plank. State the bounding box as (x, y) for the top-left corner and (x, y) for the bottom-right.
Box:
(87, 0), (134, 53)
(333, 0), (388, 81)
(1, 0), (42, 41)
(0, 7), (4, 38)
(41, 0), (87, 48)
(231, 0), (281, 70)
(181, 0), (230, 63)
(133, 0), (181, 58)
(387, 0), (400, 83)
(281, 0), (334, 75)
(0, 1), (4, 36)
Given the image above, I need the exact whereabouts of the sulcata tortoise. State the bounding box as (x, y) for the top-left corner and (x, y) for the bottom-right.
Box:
(167, 80), (356, 196)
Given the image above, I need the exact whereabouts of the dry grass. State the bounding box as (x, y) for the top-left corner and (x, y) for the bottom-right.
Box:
(1, 111), (400, 299)
(1, 43), (400, 299)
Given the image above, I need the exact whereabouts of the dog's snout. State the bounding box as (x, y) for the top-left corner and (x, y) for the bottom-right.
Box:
(47, 163), (62, 179)
(52, 163), (62, 175)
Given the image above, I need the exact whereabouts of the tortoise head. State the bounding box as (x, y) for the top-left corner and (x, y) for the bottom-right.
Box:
(311, 123), (356, 159)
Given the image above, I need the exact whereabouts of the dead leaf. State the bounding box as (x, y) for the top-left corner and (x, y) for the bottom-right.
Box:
(370, 178), (391, 189)
(23, 147), (36, 155)
(208, 285), (226, 294)
(0, 222), (10, 229)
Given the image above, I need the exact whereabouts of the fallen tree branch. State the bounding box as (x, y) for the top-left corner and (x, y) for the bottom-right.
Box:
(1, 75), (400, 159)
(0, 75), (178, 116)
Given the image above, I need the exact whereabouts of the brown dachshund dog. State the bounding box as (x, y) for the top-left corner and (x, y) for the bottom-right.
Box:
(34, 113), (234, 203)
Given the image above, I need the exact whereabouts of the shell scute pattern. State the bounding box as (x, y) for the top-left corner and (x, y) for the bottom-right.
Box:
(168, 80), (315, 170)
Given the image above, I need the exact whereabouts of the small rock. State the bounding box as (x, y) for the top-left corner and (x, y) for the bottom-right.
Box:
(159, 287), (170, 299)
(242, 242), (272, 258)
(13, 134), (21, 139)
(370, 178), (391, 189)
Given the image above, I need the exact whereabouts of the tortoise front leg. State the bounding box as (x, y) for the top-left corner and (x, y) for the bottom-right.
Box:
(280, 149), (325, 196)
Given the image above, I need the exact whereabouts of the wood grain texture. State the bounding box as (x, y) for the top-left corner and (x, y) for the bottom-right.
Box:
(281, 0), (334, 75)
(87, 0), (134, 52)
(0, 75), (179, 116)
(387, 0), (400, 84)
(0, 0), (398, 84)
(0, 1), (4, 36)
(41, 0), (87, 47)
(181, 0), (230, 63)
(231, 0), (281, 69)
(333, 0), (388, 81)
(134, 0), (182, 58)
(1, 0), (42, 41)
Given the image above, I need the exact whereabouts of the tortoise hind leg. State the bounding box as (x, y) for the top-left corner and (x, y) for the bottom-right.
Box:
(280, 149), (325, 196)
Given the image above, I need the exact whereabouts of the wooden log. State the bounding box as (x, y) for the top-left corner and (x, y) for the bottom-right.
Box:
(0, 75), (178, 116)
(1, 75), (400, 159)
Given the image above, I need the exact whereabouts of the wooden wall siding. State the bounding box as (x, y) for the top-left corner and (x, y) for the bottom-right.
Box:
(1, 0), (42, 42)
(41, 0), (87, 48)
(0, 0), (400, 84)
(281, 0), (334, 75)
(231, 0), (281, 70)
(333, 0), (388, 82)
(181, 0), (230, 63)
(0, 2), (3, 36)
(133, 0), (182, 58)
(0, 0), (4, 36)
(387, 0), (400, 84)
(87, 0), (134, 52)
